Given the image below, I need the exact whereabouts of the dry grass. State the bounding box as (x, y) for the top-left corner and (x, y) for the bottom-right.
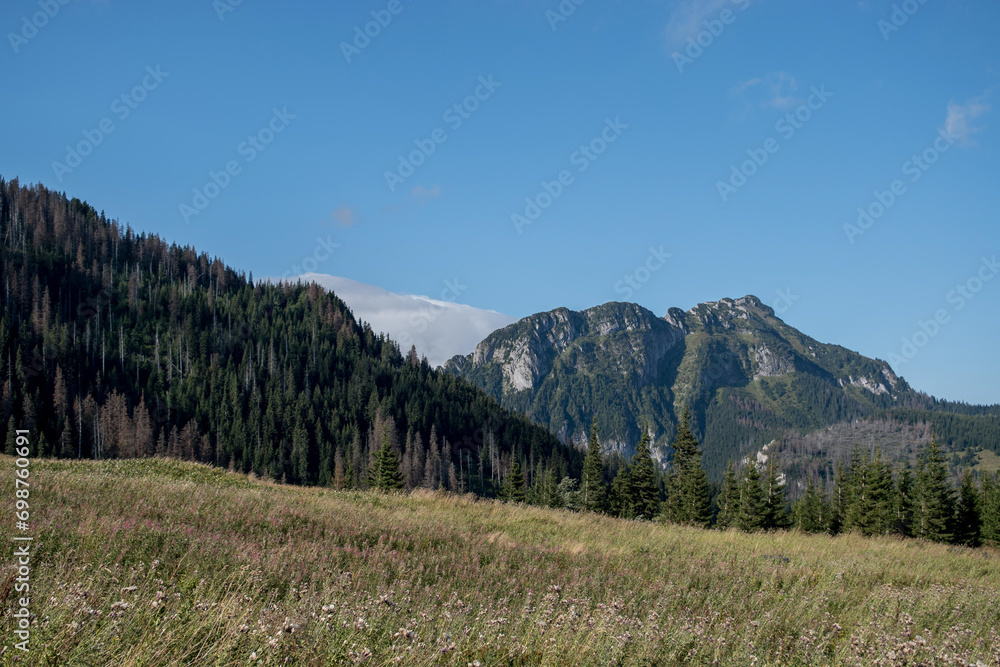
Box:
(1, 456), (999, 666)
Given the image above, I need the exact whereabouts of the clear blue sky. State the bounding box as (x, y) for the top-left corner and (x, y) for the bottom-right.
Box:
(2, 0), (998, 404)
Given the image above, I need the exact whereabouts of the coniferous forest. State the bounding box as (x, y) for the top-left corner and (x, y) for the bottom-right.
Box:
(2, 176), (998, 549)
(0, 177), (581, 494)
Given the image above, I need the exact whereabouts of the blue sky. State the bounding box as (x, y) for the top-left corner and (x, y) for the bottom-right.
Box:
(1, 0), (998, 403)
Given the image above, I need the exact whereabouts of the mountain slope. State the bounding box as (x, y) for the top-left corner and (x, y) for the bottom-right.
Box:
(446, 297), (998, 477)
(0, 177), (579, 491)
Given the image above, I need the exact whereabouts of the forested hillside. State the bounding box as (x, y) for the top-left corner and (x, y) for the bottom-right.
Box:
(0, 177), (580, 493)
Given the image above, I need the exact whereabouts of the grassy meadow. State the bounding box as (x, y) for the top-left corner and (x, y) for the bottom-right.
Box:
(1, 456), (999, 666)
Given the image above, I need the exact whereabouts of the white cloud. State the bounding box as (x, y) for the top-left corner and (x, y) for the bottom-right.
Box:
(665, 0), (729, 49)
(290, 273), (515, 367)
(945, 97), (991, 146)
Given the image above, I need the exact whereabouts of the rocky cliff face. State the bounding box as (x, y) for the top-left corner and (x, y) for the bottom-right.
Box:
(445, 296), (913, 474)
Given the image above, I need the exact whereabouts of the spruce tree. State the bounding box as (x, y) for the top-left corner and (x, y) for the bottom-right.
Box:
(894, 468), (915, 537)
(665, 409), (711, 527)
(794, 477), (828, 533)
(762, 458), (791, 530)
(538, 466), (561, 508)
(629, 429), (661, 520)
(829, 453), (859, 535)
(737, 463), (767, 532)
(581, 418), (608, 513)
(609, 464), (634, 519)
(953, 469), (981, 548)
(846, 450), (894, 536)
(716, 461), (740, 529)
(367, 435), (404, 492)
(502, 459), (526, 503)
(914, 441), (954, 543)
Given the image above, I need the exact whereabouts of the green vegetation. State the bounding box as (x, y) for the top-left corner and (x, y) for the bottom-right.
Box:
(3, 456), (998, 665)
(0, 177), (580, 500)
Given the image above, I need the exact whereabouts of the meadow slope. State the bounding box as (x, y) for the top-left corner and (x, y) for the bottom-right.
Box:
(1, 457), (999, 666)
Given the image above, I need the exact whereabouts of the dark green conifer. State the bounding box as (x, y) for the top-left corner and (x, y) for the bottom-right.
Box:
(914, 441), (954, 543)
(980, 473), (1000, 547)
(716, 461), (740, 529)
(367, 434), (404, 492)
(794, 477), (828, 533)
(664, 409), (711, 527)
(502, 459), (526, 503)
(581, 418), (607, 513)
(629, 429), (661, 520)
(737, 463), (766, 532)
(762, 458), (791, 530)
(609, 464), (634, 519)
(953, 469), (981, 548)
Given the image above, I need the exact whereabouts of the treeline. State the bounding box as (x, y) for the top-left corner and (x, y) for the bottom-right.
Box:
(470, 409), (1000, 549)
(0, 177), (580, 493)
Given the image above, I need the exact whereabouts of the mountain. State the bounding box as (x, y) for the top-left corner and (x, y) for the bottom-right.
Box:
(0, 177), (579, 492)
(446, 297), (1000, 479)
(292, 273), (515, 367)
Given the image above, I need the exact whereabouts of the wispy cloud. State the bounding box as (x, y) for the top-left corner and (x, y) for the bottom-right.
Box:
(665, 0), (728, 49)
(945, 96), (991, 146)
(412, 183), (442, 200)
(731, 71), (800, 110)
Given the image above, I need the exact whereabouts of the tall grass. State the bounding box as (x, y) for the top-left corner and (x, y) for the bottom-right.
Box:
(1, 456), (998, 665)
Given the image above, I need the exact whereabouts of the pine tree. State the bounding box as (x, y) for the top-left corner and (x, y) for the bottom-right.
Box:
(913, 441), (954, 543)
(761, 458), (791, 530)
(953, 469), (981, 548)
(501, 459), (526, 503)
(664, 409), (711, 527)
(716, 461), (740, 529)
(629, 429), (661, 520)
(580, 418), (607, 513)
(737, 463), (766, 532)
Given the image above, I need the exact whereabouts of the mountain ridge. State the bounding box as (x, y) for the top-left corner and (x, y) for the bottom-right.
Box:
(445, 295), (998, 478)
